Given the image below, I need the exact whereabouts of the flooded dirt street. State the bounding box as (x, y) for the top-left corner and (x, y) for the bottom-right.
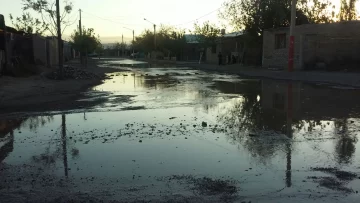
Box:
(1, 59), (360, 203)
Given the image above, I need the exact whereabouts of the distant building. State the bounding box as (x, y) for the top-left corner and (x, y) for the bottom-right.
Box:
(182, 34), (202, 61)
(263, 21), (360, 71)
(205, 31), (262, 65)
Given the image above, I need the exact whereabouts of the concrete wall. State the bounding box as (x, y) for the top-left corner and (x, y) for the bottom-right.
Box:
(263, 21), (360, 70)
(46, 37), (58, 67)
(206, 36), (261, 65)
(183, 43), (201, 61)
(206, 45), (219, 64)
(32, 35), (47, 65)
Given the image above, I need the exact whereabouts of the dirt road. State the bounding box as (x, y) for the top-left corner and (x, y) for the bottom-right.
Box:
(0, 59), (121, 115)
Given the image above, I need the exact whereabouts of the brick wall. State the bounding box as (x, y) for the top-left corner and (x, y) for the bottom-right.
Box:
(263, 21), (360, 70)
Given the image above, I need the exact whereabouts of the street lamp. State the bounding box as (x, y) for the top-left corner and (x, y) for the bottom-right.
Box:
(144, 18), (156, 50)
(123, 27), (135, 54)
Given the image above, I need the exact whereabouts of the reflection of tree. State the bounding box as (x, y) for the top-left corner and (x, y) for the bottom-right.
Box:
(31, 114), (78, 177)
(219, 95), (262, 133)
(140, 75), (178, 90)
(22, 116), (54, 132)
(334, 119), (357, 165)
(216, 82), (292, 164)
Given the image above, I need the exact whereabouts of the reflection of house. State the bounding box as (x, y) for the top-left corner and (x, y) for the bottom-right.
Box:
(261, 80), (301, 120)
(0, 119), (23, 163)
(263, 21), (360, 70)
(206, 32), (262, 65)
(261, 80), (360, 121)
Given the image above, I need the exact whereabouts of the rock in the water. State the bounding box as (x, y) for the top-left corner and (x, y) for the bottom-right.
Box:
(202, 122), (207, 127)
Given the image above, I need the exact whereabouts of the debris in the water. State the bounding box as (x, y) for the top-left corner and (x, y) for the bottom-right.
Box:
(46, 65), (103, 80)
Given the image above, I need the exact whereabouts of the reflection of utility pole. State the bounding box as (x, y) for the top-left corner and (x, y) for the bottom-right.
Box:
(61, 114), (68, 177)
(285, 83), (293, 187)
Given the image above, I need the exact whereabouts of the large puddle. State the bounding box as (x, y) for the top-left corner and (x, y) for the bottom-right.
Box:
(1, 59), (360, 202)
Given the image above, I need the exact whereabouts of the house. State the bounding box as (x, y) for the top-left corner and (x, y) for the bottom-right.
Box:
(182, 34), (202, 61)
(205, 31), (262, 65)
(262, 21), (360, 71)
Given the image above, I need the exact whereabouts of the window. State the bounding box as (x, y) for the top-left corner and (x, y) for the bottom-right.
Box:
(275, 33), (286, 49)
(211, 45), (217, 54)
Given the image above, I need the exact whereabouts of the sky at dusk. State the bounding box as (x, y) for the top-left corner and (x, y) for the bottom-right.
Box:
(1, 0), (226, 43)
(1, 0), (360, 44)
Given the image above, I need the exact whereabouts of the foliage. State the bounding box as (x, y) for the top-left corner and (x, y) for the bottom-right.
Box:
(9, 12), (48, 35)
(300, 0), (336, 23)
(113, 42), (128, 50)
(133, 24), (186, 57)
(219, 0), (334, 42)
(70, 27), (101, 54)
(133, 30), (154, 53)
(22, 0), (74, 36)
(191, 21), (221, 49)
(339, 0), (358, 21)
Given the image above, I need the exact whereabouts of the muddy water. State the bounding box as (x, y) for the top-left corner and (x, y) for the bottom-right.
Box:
(1, 60), (360, 202)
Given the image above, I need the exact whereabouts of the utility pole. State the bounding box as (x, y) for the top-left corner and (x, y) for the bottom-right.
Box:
(124, 27), (135, 54)
(79, 9), (82, 35)
(288, 0), (296, 72)
(132, 30), (135, 54)
(122, 34), (124, 57)
(56, 0), (63, 79)
(153, 24), (156, 50)
(144, 18), (157, 53)
(79, 9), (82, 64)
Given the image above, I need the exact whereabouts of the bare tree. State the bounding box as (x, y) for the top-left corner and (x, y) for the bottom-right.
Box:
(22, 0), (74, 36)
(9, 12), (48, 35)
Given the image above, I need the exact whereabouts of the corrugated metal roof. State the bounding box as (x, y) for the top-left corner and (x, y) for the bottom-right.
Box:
(184, 34), (201, 43)
(223, 31), (244, 38)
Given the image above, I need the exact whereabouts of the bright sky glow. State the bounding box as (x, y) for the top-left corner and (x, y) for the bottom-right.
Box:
(1, 0), (360, 43)
(1, 0), (226, 43)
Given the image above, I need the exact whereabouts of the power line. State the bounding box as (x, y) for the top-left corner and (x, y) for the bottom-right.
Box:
(81, 10), (143, 27)
(172, 6), (223, 27)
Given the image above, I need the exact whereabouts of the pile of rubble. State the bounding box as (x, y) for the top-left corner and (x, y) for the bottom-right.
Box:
(46, 66), (103, 80)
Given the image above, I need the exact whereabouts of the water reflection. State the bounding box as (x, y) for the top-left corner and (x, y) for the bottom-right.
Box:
(0, 119), (23, 163)
(23, 116), (54, 132)
(334, 119), (358, 165)
(216, 79), (360, 188)
(30, 114), (78, 177)
(2, 69), (360, 201)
